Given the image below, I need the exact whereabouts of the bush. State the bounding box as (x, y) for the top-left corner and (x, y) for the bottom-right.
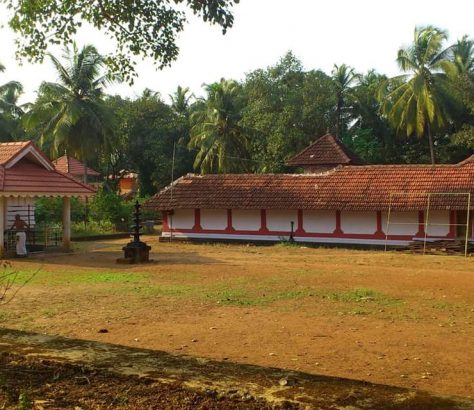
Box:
(34, 189), (154, 233)
(72, 220), (116, 237)
(35, 197), (85, 225)
(89, 189), (134, 228)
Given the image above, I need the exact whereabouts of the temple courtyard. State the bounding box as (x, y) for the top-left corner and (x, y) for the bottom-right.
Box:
(2, 237), (474, 403)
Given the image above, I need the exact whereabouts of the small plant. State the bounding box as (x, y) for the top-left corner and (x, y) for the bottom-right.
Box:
(0, 261), (37, 306)
(277, 237), (300, 247)
(17, 391), (32, 410)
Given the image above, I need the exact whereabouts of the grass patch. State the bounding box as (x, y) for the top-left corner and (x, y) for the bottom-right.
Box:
(126, 284), (196, 298)
(208, 286), (311, 306)
(66, 272), (148, 284)
(321, 288), (402, 306)
(431, 301), (459, 310)
(11, 270), (148, 286)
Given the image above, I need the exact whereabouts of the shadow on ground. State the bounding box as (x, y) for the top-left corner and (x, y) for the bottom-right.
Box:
(0, 328), (472, 409)
(22, 249), (220, 269)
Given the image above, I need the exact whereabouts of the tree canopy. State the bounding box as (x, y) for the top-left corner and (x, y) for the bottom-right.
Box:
(3, 0), (239, 82)
(2, 26), (474, 195)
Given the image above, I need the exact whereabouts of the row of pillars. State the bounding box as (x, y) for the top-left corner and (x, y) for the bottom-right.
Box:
(0, 196), (71, 256)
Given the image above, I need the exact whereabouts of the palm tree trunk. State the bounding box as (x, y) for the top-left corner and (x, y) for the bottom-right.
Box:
(427, 122), (435, 165)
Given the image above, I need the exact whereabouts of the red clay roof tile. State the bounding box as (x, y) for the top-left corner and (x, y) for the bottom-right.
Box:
(145, 160), (474, 212)
(286, 133), (364, 167)
(53, 155), (100, 177)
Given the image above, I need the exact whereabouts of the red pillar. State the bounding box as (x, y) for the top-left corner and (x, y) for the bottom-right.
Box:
(162, 211), (169, 232)
(226, 209), (234, 233)
(296, 210), (305, 235)
(259, 209), (269, 233)
(448, 211), (456, 238)
(375, 211), (384, 237)
(416, 211), (425, 237)
(333, 210), (343, 235)
(193, 209), (202, 231)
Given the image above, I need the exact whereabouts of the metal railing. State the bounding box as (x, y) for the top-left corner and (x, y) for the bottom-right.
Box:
(5, 227), (63, 255)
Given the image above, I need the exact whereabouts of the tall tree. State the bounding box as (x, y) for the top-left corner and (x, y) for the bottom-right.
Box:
(332, 63), (358, 138)
(189, 78), (249, 173)
(24, 44), (112, 181)
(170, 86), (193, 118)
(449, 35), (474, 75)
(380, 26), (454, 164)
(242, 52), (336, 172)
(121, 90), (193, 194)
(5, 0), (239, 81)
(0, 63), (25, 141)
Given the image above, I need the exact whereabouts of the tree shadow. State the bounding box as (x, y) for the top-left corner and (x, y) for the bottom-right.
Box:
(0, 328), (470, 410)
(20, 248), (220, 269)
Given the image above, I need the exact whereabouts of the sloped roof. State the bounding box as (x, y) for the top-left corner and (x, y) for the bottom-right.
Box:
(0, 141), (95, 196)
(286, 133), (364, 167)
(144, 157), (474, 212)
(53, 155), (100, 177)
(0, 141), (31, 165)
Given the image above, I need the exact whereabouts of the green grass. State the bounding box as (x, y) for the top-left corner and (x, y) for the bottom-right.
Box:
(320, 288), (402, 306)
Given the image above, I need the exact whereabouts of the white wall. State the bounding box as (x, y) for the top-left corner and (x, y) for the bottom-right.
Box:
(7, 197), (35, 228)
(303, 210), (336, 233)
(425, 210), (450, 237)
(170, 209), (195, 229)
(201, 209), (227, 230)
(266, 210), (297, 232)
(232, 210), (261, 231)
(382, 211), (418, 236)
(341, 211), (377, 234)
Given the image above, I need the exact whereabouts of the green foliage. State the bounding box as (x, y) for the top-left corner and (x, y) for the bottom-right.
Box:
(72, 220), (115, 237)
(380, 26), (458, 164)
(189, 78), (251, 173)
(242, 52), (336, 172)
(0, 63), (25, 141)
(24, 44), (112, 174)
(5, 0), (239, 82)
(35, 197), (85, 225)
(17, 391), (31, 410)
(332, 63), (358, 138)
(107, 90), (194, 195)
(89, 188), (134, 227)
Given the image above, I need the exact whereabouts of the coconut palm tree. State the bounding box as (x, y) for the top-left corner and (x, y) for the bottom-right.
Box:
(0, 63), (25, 140)
(332, 64), (358, 138)
(24, 44), (112, 181)
(449, 35), (474, 75)
(170, 86), (193, 118)
(380, 26), (453, 164)
(188, 79), (249, 173)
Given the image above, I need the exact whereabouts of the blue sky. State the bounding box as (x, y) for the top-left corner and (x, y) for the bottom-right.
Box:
(1, 0), (474, 103)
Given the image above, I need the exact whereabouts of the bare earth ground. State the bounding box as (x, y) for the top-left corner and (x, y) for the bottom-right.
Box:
(2, 236), (474, 402)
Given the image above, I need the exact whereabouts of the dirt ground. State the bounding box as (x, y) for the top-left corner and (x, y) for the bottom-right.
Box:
(2, 237), (474, 400)
(0, 352), (280, 409)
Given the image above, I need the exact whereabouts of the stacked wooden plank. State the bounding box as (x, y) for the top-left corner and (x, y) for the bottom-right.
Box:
(402, 240), (474, 255)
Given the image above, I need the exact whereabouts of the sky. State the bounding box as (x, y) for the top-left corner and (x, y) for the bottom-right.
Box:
(1, 0), (474, 104)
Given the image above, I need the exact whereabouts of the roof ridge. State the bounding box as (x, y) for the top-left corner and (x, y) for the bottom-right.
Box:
(286, 133), (363, 166)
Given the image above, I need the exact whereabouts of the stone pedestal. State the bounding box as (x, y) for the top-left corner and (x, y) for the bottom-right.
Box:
(117, 241), (151, 264)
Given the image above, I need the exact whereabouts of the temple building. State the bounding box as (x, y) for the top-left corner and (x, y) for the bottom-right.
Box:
(145, 134), (474, 247)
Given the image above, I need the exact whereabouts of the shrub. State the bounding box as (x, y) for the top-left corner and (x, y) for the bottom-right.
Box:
(35, 197), (85, 225)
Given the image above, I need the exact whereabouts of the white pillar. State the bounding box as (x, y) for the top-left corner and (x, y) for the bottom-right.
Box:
(0, 197), (5, 256)
(62, 196), (71, 250)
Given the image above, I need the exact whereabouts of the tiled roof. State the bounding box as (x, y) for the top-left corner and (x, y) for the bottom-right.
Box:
(144, 157), (474, 212)
(0, 141), (31, 165)
(0, 159), (96, 195)
(0, 141), (95, 196)
(286, 133), (364, 167)
(53, 155), (100, 177)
